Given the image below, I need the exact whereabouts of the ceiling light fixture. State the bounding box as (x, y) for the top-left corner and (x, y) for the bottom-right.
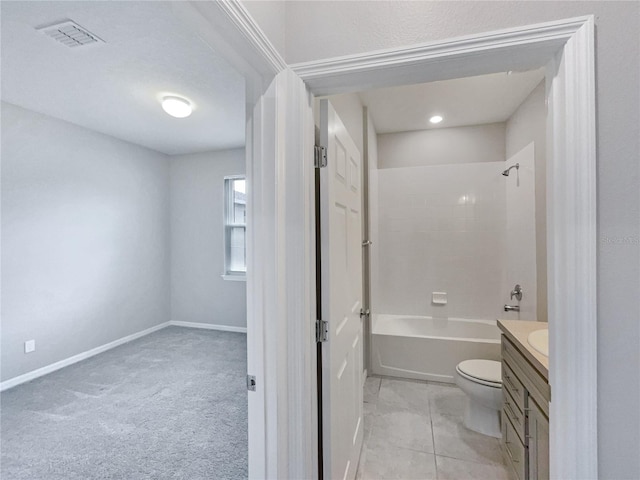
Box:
(429, 115), (443, 124)
(162, 96), (192, 118)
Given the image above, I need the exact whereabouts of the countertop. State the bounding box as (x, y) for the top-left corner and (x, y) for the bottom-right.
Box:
(497, 319), (549, 381)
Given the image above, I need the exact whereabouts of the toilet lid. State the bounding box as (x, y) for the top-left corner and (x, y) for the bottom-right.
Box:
(457, 359), (502, 385)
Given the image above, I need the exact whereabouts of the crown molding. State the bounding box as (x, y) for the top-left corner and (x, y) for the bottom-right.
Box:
(291, 16), (593, 95)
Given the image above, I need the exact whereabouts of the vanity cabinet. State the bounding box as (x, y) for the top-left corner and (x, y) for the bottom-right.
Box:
(527, 398), (550, 480)
(500, 335), (550, 480)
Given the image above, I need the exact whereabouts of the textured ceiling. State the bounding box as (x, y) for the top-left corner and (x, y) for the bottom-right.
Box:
(359, 69), (545, 134)
(1, 1), (245, 155)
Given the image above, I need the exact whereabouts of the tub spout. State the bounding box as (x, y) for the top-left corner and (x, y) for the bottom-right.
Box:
(504, 304), (520, 312)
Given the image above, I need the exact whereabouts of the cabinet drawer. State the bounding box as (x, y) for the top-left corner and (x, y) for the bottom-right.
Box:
(502, 334), (550, 413)
(503, 388), (526, 443)
(502, 360), (526, 412)
(502, 412), (526, 480)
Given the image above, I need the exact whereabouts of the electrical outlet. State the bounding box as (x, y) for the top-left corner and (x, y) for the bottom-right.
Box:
(24, 340), (36, 354)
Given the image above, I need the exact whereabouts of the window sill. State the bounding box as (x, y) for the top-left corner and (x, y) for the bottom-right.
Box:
(222, 274), (247, 282)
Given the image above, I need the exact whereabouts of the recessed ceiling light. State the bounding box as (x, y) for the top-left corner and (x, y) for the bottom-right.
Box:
(162, 96), (192, 118)
(430, 115), (443, 124)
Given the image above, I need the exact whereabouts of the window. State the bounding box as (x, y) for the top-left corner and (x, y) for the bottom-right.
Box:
(224, 176), (246, 279)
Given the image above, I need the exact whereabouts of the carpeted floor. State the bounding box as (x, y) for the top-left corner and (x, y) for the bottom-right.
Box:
(0, 326), (248, 480)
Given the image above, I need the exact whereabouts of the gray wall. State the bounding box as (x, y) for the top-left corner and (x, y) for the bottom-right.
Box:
(315, 93), (366, 154)
(170, 149), (246, 328)
(325, 94), (366, 154)
(506, 82), (547, 322)
(247, 2), (640, 477)
(364, 109), (378, 375)
(377, 123), (506, 168)
(243, 0), (286, 59)
(1, 102), (171, 381)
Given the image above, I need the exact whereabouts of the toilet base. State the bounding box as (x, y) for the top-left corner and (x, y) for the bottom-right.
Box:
(463, 397), (501, 438)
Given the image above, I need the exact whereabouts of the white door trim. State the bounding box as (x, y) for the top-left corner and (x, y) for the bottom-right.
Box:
(291, 16), (597, 479)
(291, 16), (592, 95)
(545, 19), (597, 480)
(178, 6), (597, 478)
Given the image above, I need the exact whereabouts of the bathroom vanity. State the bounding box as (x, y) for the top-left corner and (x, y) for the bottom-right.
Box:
(497, 320), (550, 480)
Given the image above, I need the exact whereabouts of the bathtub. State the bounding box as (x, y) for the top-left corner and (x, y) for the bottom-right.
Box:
(371, 314), (501, 384)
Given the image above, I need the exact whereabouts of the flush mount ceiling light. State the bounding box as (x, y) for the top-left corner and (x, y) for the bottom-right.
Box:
(429, 115), (443, 124)
(161, 96), (192, 118)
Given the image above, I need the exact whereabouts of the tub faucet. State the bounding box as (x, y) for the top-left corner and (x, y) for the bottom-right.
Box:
(504, 304), (520, 312)
(510, 284), (523, 301)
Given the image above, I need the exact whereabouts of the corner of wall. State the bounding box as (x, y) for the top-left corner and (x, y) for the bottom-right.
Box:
(505, 80), (547, 322)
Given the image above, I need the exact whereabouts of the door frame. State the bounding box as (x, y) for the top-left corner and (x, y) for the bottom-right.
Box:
(291, 15), (597, 480)
(177, 5), (597, 478)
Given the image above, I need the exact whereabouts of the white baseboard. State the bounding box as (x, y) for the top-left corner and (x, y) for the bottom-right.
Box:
(0, 322), (171, 392)
(0, 320), (247, 392)
(169, 320), (247, 333)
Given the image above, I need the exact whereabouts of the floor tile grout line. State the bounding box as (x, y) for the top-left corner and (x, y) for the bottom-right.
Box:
(368, 439), (436, 456)
(428, 387), (440, 480)
(362, 376), (505, 478)
(433, 452), (505, 467)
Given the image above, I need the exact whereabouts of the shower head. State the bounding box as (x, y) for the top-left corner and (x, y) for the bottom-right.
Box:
(502, 163), (519, 176)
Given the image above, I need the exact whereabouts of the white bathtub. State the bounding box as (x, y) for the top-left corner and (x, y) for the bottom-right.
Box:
(371, 314), (501, 383)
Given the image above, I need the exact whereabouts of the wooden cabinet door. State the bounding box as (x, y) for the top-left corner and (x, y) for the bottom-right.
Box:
(527, 398), (549, 480)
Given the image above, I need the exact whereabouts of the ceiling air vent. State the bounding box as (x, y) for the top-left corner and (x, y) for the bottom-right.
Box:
(37, 20), (104, 48)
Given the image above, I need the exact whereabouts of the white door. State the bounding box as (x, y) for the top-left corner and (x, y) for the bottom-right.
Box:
(319, 99), (364, 480)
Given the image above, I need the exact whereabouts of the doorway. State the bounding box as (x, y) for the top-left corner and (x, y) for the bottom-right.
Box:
(0, 2), (254, 478)
(321, 67), (546, 478)
(300, 16), (596, 480)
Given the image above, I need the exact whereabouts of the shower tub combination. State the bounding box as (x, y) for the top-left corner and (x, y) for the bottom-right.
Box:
(371, 314), (501, 383)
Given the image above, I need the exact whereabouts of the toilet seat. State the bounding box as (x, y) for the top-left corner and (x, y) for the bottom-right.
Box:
(456, 359), (502, 388)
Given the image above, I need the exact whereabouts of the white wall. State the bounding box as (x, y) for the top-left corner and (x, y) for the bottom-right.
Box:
(373, 124), (509, 320)
(376, 161), (506, 320)
(377, 123), (506, 168)
(170, 149), (246, 328)
(503, 143), (537, 321)
(319, 93), (365, 154)
(266, 3), (640, 475)
(506, 82), (547, 322)
(1, 102), (171, 382)
(242, 0), (286, 60)
(366, 112), (379, 173)
(367, 111), (379, 317)
(363, 109), (378, 374)
(374, 121), (538, 322)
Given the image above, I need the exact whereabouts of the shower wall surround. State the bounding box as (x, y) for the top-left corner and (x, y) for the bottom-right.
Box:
(374, 161), (508, 320)
(503, 142), (537, 321)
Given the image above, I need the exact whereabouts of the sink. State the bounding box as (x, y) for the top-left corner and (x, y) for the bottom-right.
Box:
(527, 329), (549, 357)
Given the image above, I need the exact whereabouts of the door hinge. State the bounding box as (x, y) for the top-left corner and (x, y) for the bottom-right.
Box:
(316, 319), (329, 342)
(314, 145), (327, 168)
(247, 374), (256, 391)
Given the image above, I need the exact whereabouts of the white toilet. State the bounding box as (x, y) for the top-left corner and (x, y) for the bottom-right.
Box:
(455, 359), (503, 438)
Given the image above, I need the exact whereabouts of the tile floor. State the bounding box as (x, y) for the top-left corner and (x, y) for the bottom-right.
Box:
(357, 376), (510, 480)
